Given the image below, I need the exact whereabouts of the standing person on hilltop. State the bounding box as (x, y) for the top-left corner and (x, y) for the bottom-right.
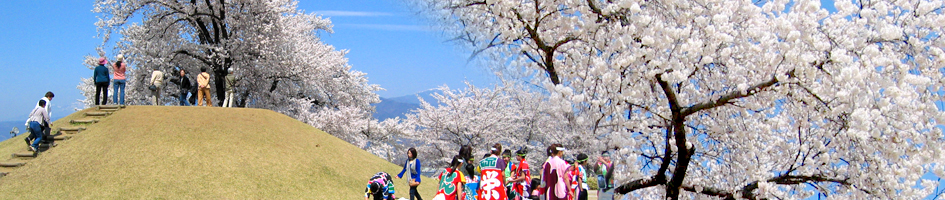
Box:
(169, 68), (192, 106)
(509, 148), (531, 200)
(223, 68), (238, 107)
(150, 68), (165, 105)
(26, 99), (51, 152)
(196, 67), (212, 107)
(591, 151), (614, 200)
(478, 143), (509, 200)
(540, 144), (569, 200)
(397, 147), (423, 200)
(93, 57), (110, 105)
(434, 155), (467, 200)
(112, 54), (127, 105)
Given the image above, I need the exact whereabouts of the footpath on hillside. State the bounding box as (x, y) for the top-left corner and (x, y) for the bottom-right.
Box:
(0, 105), (124, 176)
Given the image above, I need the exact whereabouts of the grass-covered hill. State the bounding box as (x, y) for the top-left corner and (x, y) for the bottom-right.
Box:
(0, 106), (437, 199)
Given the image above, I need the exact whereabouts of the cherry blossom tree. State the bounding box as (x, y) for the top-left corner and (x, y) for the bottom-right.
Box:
(410, 0), (945, 199)
(403, 80), (582, 166)
(83, 0), (384, 148)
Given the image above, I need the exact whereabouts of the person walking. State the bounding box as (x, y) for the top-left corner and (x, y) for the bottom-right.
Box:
(24, 92), (54, 147)
(26, 99), (51, 152)
(112, 54), (127, 105)
(93, 57), (110, 105)
(540, 144), (569, 200)
(196, 67), (212, 106)
(223, 68), (237, 107)
(397, 147), (423, 200)
(150, 68), (165, 105)
(169, 68), (192, 106)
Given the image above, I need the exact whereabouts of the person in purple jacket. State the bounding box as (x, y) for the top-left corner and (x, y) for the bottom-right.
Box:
(397, 147), (422, 200)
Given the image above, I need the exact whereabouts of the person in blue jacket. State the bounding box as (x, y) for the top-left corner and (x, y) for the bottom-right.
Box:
(398, 147), (422, 200)
(93, 57), (110, 105)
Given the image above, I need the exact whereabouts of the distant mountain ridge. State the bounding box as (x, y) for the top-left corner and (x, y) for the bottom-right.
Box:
(372, 90), (440, 121)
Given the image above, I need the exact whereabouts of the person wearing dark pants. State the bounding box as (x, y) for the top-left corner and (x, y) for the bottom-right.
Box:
(94, 57), (110, 105)
(397, 147), (422, 200)
(170, 68), (192, 106)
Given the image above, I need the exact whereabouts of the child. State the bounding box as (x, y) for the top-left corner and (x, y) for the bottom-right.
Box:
(365, 172), (396, 200)
(434, 155), (467, 200)
(510, 148), (531, 200)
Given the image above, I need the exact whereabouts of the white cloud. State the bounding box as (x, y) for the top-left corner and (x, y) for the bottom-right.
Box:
(341, 24), (432, 32)
(312, 10), (394, 17)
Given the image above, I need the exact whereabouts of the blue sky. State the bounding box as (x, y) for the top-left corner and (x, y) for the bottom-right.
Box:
(0, 0), (494, 121)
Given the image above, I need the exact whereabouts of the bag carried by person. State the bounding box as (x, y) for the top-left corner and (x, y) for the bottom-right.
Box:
(149, 84), (157, 91)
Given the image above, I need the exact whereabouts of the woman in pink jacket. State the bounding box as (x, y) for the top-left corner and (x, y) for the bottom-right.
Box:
(540, 144), (570, 200)
(112, 54), (127, 105)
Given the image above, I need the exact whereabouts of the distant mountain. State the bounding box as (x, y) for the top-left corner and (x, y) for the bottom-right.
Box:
(372, 90), (441, 121)
(387, 90), (441, 105)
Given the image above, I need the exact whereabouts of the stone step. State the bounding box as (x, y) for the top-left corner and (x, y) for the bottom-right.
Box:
(98, 105), (121, 110)
(12, 152), (36, 158)
(50, 135), (72, 140)
(99, 108), (120, 112)
(85, 112), (110, 117)
(0, 162), (26, 168)
(59, 130), (77, 135)
(70, 119), (99, 124)
(59, 127), (86, 132)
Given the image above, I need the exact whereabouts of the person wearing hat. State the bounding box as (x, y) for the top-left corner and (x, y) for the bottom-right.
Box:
(540, 144), (570, 200)
(592, 151), (615, 200)
(112, 54), (127, 105)
(93, 57), (110, 105)
(150, 67), (165, 105)
(509, 147), (532, 200)
(223, 67), (238, 107)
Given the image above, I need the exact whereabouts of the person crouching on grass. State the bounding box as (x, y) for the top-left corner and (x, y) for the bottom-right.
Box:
(365, 172), (396, 200)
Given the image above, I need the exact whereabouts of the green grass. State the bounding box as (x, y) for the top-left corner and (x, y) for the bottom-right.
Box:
(0, 106), (436, 199)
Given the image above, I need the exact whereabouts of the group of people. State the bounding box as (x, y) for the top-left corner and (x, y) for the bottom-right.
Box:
(366, 144), (616, 200)
(92, 55), (239, 107)
(24, 92), (55, 152)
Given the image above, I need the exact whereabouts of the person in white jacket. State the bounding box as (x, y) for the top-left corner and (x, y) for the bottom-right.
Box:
(25, 92), (54, 148)
(151, 68), (165, 105)
(26, 99), (51, 152)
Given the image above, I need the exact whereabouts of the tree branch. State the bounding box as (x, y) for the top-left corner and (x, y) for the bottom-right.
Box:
(680, 74), (780, 117)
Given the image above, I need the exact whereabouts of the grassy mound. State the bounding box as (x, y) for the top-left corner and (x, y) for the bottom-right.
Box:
(0, 106), (436, 199)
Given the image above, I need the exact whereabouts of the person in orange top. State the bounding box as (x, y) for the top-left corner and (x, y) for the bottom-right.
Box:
(196, 67), (212, 106)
